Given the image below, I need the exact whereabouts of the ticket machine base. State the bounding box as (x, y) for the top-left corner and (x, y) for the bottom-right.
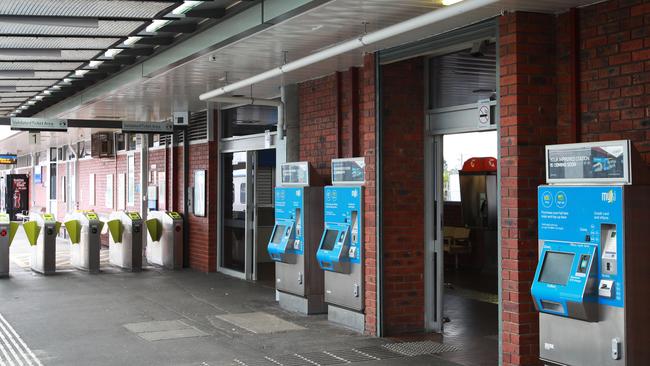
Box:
(278, 291), (327, 315)
(328, 305), (365, 334)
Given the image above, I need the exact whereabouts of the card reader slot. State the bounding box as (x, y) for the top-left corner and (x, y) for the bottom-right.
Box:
(540, 300), (564, 313)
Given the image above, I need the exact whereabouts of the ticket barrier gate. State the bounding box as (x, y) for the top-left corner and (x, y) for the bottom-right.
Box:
(532, 140), (650, 366)
(25, 213), (61, 275)
(64, 211), (104, 273)
(0, 213), (20, 278)
(268, 162), (325, 314)
(146, 211), (183, 269)
(107, 211), (143, 271)
(316, 158), (365, 332)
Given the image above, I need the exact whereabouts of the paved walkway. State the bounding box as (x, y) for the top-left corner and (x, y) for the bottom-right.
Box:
(1, 237), (465, 366)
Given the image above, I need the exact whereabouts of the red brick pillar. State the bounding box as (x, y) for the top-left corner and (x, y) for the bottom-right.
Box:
(499, 12), (557, 366)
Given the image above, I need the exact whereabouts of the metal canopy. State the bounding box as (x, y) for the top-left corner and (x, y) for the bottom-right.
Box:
(0, 0), (247, 118)
(19, 0), (601, 124)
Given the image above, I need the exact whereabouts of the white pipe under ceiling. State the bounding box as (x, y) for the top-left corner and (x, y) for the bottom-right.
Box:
(199, 0), (500, 101)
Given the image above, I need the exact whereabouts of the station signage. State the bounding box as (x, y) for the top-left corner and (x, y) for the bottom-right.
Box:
(546, 140), (630, 184)
(331, 157), (366, 185)
(10, 117), (68, 131)
(0, 154), (17, 165)
(122, 120), (174, 134)
(281, 162), (310, 186)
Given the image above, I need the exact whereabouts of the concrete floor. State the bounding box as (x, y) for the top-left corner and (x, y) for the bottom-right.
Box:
(1, 237), (467, 366)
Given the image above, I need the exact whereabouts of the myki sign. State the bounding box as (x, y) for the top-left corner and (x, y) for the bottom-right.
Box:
(10, 117), (68, 131)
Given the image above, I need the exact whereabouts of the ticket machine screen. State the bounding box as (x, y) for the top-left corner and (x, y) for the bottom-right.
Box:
(272, 225), (287, 244)
(539, 251), (575, 285)
(321, 230), (339, 251)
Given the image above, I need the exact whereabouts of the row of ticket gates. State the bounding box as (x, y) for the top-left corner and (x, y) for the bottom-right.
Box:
(0, 210), (184, 277)
(266, 159), (366, 330)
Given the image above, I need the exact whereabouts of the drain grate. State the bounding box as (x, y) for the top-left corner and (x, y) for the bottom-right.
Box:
(383, 341), (460, 356)
(231, 341), (458, 366)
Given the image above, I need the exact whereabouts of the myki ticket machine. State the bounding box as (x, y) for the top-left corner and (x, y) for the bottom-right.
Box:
(532, 140), (650, 366)
(26, 213), (61, 275)
(64, 211), (103, 273)
(107, 211), (143, 271)
(146, 211), (183, 269)
(268, 162), (325, 314)
(317, 158), (365, 332)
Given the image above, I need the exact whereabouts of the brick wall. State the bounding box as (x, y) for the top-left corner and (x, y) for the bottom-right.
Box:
(572, 0), (650, 158)
(499, 12), (558, 366)
(298, 57), (377, 334)
(380, 57), (426, 335)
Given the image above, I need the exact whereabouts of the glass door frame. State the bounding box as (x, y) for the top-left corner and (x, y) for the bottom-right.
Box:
(216, 132), (277, 280)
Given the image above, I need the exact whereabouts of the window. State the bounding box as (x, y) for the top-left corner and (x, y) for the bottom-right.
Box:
(222, 105), (278, 138)
(239, 183), (246, 204)
(443, 131), (497, 202)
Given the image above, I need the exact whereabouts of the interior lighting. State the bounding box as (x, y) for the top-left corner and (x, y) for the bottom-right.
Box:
(172, 1), (203, 15)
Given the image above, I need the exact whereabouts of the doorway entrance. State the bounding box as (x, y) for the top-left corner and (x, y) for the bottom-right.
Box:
(422, 40), (499, 366)
(219, 149), (276, 282)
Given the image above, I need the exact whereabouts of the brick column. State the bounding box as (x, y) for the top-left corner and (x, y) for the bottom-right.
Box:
(499, 12), (557, 366)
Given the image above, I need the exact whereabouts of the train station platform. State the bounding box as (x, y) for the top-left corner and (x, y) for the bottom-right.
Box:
(1, 236), (471, 366)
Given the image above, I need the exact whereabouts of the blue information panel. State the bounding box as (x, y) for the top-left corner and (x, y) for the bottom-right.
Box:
(317, 186), (363, 272)
(537, 186), (624, 308)
(268, 187), (304, 261)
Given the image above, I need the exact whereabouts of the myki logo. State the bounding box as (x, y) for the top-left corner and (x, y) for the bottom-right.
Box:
(541, 191), (553, 208)
(601, 189), (616, 204)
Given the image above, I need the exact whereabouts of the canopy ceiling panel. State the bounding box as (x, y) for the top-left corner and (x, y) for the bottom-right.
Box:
(0, 62), (84, 71)
(0, 1), (174, 18)
(0, 21), (146, 37)
(0, 37), (121, 49)
(0, 71), (71, 79)
(0, 50), (101, 61)
(0, 80), (58, 87)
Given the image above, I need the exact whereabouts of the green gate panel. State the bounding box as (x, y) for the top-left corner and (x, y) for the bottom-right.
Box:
(64, 220), (81, 244)
(23, 221), (41, 247)
(8, 222), (19, 246)
(146, 219), (162, 242)
(107, 220), (123, 243)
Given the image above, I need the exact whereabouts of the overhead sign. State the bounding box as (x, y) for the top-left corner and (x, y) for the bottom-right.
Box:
(0, 154), (17, 165)
(10, 117), (68, 132)
(546, 140), (630, 184)
(122, 120), (174, 134)
(332, 157), (365, 185)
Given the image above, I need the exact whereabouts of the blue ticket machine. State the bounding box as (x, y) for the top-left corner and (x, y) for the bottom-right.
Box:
(532, 140), (650, 366)
(268, 162), (325, 314)
(317, 158), (365, 332)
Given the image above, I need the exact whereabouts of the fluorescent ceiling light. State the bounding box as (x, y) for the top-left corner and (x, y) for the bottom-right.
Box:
(0, 15), (98, 28)
(172, 1), (203, 15)
(0, 86), (16, 92)
(0, 49), (61, 58)
(0, 70), (35, 78)
(146, 19), (171, 33)
(123, 36), (142, 46)
(87, 60), (104, 68)
(104, 48), (123, 58)
(441, 0), (464, 5)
